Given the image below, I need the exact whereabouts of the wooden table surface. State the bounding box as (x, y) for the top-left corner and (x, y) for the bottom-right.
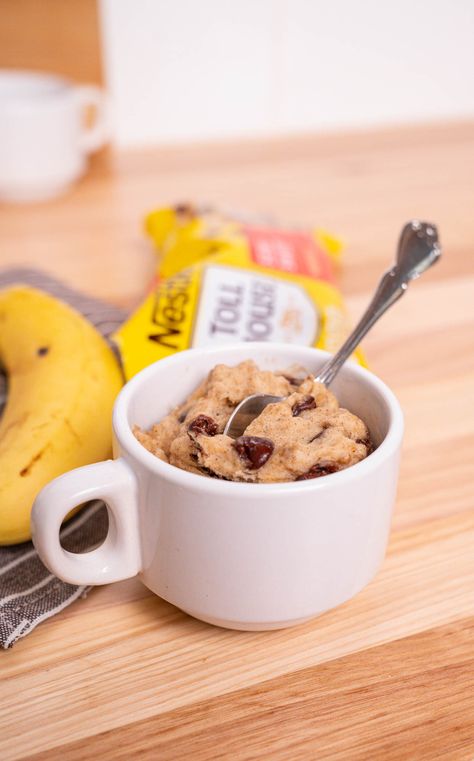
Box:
(1, 122), (474, 760)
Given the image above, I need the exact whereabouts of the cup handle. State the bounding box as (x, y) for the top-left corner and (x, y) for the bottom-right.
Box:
(75, 84), (109, 154)
(31, 459), (141, 585)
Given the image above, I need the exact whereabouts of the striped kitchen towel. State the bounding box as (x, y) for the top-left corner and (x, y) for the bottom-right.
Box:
(0, 269), (126, 648)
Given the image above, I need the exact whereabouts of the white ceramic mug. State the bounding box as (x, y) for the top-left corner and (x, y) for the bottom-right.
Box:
(31, 344), (404, 631)
(0, 70), (108, 202)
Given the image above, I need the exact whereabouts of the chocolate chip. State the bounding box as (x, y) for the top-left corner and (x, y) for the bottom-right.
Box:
(296, 462), (339, 480)
(188, 415), (218, 436)
(233, 436), (274, 470)
(357, 436), (375, 454)
(292, 395), (316, 417)
(37, 346), (49, 357)
(282, 375), (305, 387)
(199, 465), (231, 481)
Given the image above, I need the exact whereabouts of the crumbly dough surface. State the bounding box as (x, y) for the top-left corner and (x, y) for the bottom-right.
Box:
(134, 360), (372, 483)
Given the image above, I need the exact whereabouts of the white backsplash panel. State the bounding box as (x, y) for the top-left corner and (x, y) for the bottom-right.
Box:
(100, 0), (474, 147)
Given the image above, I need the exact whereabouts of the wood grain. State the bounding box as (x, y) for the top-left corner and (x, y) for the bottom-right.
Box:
(28, 619), (474, 761)
(1, 122), (474, 760)
(0, 0), (102, 84)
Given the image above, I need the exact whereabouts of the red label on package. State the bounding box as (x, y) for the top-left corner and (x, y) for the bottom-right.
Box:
(244, 226), (334, 282)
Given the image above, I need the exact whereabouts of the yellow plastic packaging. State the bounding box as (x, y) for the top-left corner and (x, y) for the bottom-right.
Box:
(114, 204), (365, 379)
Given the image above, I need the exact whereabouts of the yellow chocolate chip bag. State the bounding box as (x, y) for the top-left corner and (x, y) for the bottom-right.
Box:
(114, 204), (365, 379)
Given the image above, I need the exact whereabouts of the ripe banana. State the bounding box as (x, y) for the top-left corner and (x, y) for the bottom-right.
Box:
(0, 286), (123, 544)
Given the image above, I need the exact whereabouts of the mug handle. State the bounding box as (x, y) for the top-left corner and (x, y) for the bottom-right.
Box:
(75, 85), (109, 154)
(31, 459), (141, 585)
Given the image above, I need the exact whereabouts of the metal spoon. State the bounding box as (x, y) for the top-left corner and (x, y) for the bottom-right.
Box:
(224, 220), (441, 439)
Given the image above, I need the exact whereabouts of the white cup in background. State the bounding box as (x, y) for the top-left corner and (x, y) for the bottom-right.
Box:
(0, 70), (108, 203)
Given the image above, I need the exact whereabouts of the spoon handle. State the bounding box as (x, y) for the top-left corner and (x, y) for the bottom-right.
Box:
(315, 220), (441, 387)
